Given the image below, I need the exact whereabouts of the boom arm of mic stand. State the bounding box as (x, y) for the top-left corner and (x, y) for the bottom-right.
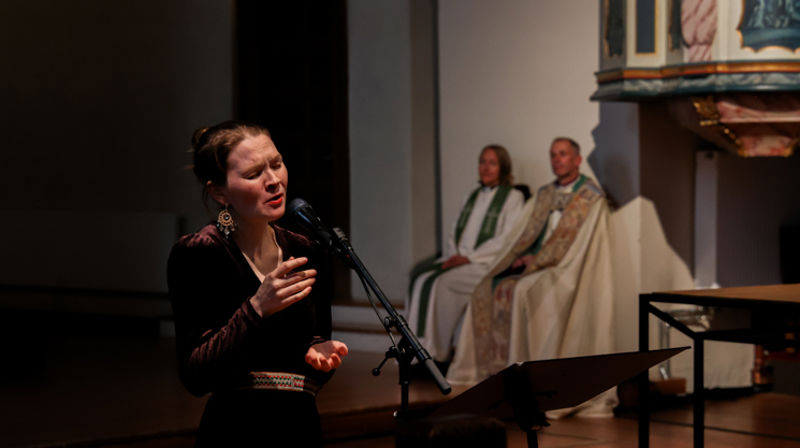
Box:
(332, 230), (451, 395)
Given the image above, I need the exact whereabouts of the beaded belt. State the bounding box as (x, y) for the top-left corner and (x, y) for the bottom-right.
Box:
(245, 371), (320, 396)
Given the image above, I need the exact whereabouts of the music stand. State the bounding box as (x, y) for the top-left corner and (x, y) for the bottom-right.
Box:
(429, 347), (688, 447)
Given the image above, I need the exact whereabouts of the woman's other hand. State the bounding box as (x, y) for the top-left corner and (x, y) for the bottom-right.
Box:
(249, 257), (317, 317)
(305, 340), (349, 372)
(511, 254), (534, 269)
(441, 255), (470, 270)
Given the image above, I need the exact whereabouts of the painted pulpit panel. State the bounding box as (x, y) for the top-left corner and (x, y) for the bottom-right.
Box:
(739, 0), (800, 51)
(605, 0), (626, 59)
(595, 0), (800, 156)
(682, 0), (717, 62)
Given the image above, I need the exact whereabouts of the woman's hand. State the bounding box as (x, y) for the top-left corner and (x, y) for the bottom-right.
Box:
(511, 254), (534, 269)
(249, 257), (317, 318)
(305, 340), (349, 372)
(442, 255), (470, 270)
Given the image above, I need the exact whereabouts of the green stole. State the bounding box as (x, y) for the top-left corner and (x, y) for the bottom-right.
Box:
(454, 185), (513, 250)
(515, 176), (585, 262)
(412, 185), (513, 336)
(492, 175), (586, 289)
(492, 174), (587, 290)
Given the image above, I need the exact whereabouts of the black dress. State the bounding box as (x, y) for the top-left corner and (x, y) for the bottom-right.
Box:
(167, 223), (333, 447)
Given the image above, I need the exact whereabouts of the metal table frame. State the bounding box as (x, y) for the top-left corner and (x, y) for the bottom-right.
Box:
(638, 284), (800, 448)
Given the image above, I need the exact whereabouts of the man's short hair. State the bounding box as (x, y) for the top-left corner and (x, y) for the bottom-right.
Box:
(551, 137), (580, 156)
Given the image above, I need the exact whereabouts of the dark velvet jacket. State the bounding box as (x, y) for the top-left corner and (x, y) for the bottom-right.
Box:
(166, 223), (333, 397)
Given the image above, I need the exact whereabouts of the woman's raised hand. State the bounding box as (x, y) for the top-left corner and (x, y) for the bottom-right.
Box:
(249, 257), (317, 317)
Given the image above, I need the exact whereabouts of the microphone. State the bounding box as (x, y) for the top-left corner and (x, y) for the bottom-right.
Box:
(286, 198), (336, 250)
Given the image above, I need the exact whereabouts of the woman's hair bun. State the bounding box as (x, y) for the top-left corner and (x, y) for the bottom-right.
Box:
(191, 126), (210, 150)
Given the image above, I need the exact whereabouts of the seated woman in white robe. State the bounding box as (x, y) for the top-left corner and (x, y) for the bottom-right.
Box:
(406, 144), (525, 364)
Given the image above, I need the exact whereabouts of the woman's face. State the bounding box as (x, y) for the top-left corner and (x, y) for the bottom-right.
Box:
(217, 133), (288, 224)
(478, 148), (501, 187)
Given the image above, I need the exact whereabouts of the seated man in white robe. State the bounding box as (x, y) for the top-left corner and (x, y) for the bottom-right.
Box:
(447, 137), (617, 416)
(406, 144), (525, 365)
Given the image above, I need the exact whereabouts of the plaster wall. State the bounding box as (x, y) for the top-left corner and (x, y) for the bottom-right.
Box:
(347, 0), (438, 302)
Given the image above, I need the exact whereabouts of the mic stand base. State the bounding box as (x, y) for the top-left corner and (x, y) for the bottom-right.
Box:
(395, 336), (415, 419)
(373, 337), (417, 420)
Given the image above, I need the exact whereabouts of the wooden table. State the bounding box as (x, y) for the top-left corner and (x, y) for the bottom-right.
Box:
(638, 284), (800, 448)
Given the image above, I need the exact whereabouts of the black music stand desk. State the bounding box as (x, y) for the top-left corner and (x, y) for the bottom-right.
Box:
(430, 348), (687, 447)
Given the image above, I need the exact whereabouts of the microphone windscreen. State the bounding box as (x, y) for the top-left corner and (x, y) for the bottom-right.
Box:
(286, 198), (332, 249)
(287, 198), (311, 217)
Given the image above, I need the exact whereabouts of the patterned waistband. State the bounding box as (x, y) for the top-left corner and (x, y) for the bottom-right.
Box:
(244, 371), (320, 396)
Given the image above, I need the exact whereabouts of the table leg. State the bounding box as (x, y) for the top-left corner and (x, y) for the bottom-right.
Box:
(693, 337), (704, 448)
(639, 298), (650, 448)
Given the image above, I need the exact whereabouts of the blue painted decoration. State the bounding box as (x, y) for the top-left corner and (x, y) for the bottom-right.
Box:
(637, 0), (656, 53)
(739, 0), (800, 51)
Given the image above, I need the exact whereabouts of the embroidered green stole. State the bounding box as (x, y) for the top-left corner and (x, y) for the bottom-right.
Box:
(470, 176), (601, 378)
(522, 175), (586, 258)
(412, 185), (513, 337)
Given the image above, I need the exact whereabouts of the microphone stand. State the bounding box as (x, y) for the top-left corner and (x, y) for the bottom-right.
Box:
(328, 228), (451, 418)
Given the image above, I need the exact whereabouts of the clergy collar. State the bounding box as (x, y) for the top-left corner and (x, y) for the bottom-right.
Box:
(479, 183), (499, 192)
(555, 173), (582, 189)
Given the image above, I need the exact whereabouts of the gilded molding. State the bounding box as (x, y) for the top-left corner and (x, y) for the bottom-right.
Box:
(691, 96), (720, 126)
(596, 60), (800, 83)
(783, 139), (798, 157)
(690, 96), (743, 152)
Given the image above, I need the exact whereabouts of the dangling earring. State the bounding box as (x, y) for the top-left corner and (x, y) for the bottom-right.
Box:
(217, 206), (236, 238)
